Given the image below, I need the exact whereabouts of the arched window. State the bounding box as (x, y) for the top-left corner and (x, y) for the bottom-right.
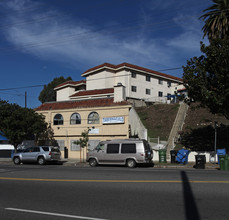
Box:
(53, 114), (64, 125)
(88, 112), (99, 124)
(70, 113), (81, 125)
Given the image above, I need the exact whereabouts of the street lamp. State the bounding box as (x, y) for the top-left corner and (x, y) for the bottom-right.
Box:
(214, 121), (218, 164)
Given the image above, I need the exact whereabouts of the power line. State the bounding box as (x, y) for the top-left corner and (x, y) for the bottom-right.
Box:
(0, 85), (44, 91)
(0, 66), (183, 93)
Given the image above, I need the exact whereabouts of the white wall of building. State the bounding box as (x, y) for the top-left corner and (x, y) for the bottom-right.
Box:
(86, 70), (115, 90)
(56, 87), (75, 101)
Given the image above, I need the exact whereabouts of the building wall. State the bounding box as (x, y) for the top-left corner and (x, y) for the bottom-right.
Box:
(85, 69), (182, 103)
(38, 105), (130, 159)
(86, 70), (115, 90)
(56, 87), (75, 101)
(129, 72), (180, 102)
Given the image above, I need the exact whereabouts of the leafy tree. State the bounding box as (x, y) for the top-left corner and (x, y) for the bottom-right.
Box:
(0, 100), (51, 148)
(74, 128), (90, 162)
(183, 39), (229, 120)
(200, 0), (229, 39)
(39, 76), (72, 103)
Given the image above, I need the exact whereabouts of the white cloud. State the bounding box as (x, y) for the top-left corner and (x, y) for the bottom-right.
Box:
(2, 0), (207, 72)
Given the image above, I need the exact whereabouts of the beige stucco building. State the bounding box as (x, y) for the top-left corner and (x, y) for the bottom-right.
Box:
(36, 98), (131, 159)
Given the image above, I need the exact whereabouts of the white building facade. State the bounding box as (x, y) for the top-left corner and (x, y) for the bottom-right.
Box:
(55, 63), (183, 105)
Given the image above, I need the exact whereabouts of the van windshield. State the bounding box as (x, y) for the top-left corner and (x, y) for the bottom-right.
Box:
(95, 143), (105, 151)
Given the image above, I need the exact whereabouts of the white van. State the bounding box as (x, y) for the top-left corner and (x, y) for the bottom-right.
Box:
(86, 139), (153, 168)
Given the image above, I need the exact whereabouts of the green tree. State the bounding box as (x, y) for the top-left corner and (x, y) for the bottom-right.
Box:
(183, 39), (229, 120)
(0, 100), (51, 148)
(74, 128), (90, 162)
(39, 76), (72, 103)
(200, 0), (229, 39)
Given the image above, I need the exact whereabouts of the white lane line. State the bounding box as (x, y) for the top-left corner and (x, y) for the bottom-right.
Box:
(5, 208), (108, 220)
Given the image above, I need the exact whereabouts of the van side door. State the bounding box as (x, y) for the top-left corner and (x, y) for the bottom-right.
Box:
(120, 143), (137, 162)
(105, 144), (121, 164)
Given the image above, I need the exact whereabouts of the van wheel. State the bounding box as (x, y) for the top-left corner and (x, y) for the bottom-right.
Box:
(89, 158), (98, 167)
(13, 157), (20, 165)
(127, 159), (136, 168)
(38, 157), (46, 165)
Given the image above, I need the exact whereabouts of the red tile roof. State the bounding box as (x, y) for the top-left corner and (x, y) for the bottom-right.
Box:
(55, 80), (86, 90)
(70, 88), (114, 97)
(35, 98), (129, 111)
(82, 62), (183, 82)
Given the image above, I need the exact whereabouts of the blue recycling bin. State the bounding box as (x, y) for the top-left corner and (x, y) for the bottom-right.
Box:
(217, 149), (226, 164)
(176, 149), (189, 164)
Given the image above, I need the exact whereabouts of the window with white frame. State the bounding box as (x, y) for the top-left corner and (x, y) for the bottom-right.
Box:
(70, 113), (81, 124)
(158, 79), (163, 85)
(131, 72), (136, 78)
(146, 88), (151, 95)
(158, 91), (163, 97)
(131, 86), (137, 92)
(56, 140), (65, 151)
(53, 114), (64, 125)
(146, 75), (150, 82)
(70, 140), (81, 151)
(88, 112), (99, 124)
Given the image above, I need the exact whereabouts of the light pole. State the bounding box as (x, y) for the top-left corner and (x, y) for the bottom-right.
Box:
(214, 121), (218, 164)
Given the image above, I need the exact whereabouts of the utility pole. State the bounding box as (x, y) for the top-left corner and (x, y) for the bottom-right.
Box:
(214, 121), (218, 164)
(25, 91), (27, 108)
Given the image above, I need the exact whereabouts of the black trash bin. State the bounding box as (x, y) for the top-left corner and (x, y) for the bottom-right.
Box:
(170, 150), (177, 163)
(64, 147), (68, 159)
(194, 155), (206, 169)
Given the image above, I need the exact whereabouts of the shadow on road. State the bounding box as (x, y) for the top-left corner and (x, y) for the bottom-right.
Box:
(181, 171), (200, 220)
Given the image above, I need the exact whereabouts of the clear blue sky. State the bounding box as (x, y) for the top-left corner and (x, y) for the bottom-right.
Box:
(0, 0), (210, 108)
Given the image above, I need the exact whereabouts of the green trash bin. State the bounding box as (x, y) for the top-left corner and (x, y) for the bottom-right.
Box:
(224, 155), (229, 171)
(159, 149), (167, 163)
(219, 155), (226, 170)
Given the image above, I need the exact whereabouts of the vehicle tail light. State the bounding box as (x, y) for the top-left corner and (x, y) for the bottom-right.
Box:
(49, 151), (52, 156)
(141, 153), (145, 157)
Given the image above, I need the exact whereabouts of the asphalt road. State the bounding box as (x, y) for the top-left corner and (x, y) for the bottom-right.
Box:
(0, 164), (229, 220)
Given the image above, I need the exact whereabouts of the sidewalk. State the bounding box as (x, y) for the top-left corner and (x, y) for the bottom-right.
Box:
(0, 157), (220, 169)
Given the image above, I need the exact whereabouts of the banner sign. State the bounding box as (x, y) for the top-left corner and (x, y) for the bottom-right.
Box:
(102, 116), (124, 124)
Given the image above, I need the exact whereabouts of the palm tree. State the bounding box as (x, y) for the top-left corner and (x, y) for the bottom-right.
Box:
(200, 0), (229, 39)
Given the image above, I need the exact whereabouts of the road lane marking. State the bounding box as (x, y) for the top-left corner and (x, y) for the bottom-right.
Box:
(1, 177), (229, 183)
(5, 208), (108, 220)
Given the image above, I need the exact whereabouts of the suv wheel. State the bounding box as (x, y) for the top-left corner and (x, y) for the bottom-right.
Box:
(13, 157), (21, 165)
(38, 157), (46, 165)
(89, 158), (98, 167)
(126, 159), (136, 168)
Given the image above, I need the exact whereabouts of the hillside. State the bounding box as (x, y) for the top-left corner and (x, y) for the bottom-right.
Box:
(135, 104), (179, 140)
(135, 103), (229, 151)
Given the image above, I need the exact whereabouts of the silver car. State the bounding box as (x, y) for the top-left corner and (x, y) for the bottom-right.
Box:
(87, 139), (153, 168)
(13, 146), (61, 165)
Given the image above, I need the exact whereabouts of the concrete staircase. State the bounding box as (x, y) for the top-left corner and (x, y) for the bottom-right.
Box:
(166, 102), (189, 159)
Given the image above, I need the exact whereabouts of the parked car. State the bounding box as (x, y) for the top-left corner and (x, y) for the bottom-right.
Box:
(86, 139), (153, 168)
(13, 146), (61, 165)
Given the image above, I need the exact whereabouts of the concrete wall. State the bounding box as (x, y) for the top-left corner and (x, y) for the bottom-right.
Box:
(153, 150), (215, 163)
(129, 107), (147, 140)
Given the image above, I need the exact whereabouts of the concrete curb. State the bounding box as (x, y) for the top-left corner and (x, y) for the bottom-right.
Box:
(0, 158), (220, 169)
